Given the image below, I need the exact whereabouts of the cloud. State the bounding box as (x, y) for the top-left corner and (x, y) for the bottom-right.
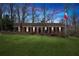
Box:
(54, 17), (62, 23)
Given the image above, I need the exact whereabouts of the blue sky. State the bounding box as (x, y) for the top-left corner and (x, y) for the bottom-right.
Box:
(3, 3), (79, 23)
(26, 3), (64, 23)
(27, 3), (79, 23)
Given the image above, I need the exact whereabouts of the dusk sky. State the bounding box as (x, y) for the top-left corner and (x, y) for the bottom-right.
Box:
(2, 3), (79, 23)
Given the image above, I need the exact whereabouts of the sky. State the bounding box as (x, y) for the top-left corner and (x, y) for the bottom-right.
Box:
(28, 3), (65, 23)
(30, 3), (79, 23)
(2, 3), (79, 23)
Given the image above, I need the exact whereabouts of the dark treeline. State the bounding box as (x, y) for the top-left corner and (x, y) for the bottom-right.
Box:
(0, 4), (14, 31)
(0, 3), (48, 31)
(0, 3), (78, 33)
(0, 3), (55, 31)
(0, 4), (28, 31)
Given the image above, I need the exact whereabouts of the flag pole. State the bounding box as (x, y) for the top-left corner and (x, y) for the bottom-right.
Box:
(64, 10), (68, 37)
(64, 19), (67, 36)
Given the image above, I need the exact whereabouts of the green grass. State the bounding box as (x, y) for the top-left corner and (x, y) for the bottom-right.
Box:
(0, 34), (79, 56)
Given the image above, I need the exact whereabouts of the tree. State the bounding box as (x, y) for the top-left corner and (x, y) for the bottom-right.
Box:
(64, 4), (69, 36)
(35, 14), (40, 23)
(0, 4), (2, 19)
(43, 4), (46, 23)
(21, 4), (28, 23)
(32, 4), (35, 23)
(0, 4), (3, 31)
(2, 14), (14, 31)
(14, 4), (22, 32)
(72, 10), (77, 33)
(46, 14), (52, 23)
(9, 3), (14, 20)
(59, 19), (64, 24)
(15, 4), (21, 24)
(9, 4), (15, 31)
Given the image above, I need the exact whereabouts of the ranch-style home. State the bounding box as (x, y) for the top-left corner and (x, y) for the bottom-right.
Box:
(14, 23), (65, 35)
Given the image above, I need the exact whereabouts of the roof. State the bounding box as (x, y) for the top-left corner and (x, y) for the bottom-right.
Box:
(14, 23), (64, 27)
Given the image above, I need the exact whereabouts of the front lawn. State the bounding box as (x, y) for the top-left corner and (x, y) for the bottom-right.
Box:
(0, 34), (79, 56)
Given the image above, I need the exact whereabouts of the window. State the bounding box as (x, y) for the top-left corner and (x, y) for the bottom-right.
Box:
(26, 27), (29, 32)
(61, 27), (64, 32)
(38, 27), (41, 33)
(59, 27), (61, 32)
(57, 27), (59, 32)
(52, 27), (54, 31)
(24, 27), (26, 32)
(33, 27), (35, 32)
(53, 27), (56, 32)
(15, 27), (18, 32)
(44, 27), (48, 33)
(49, 27), (51, 33)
